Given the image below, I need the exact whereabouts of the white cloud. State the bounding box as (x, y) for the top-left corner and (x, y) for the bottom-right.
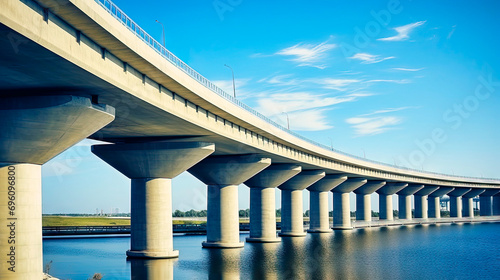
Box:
(258, 74), (298, 86)
(392, 67), (424, 72)
(378, 21), (426, 41)
(366, 79), (411, 84)
(276, 39), (336, 69)
(314, 78), (362, 91)
(349, 53), (395, 64)
(346, 116), (402, 136)
(346, 106), (414, 136)
(255, 91), (372, 131)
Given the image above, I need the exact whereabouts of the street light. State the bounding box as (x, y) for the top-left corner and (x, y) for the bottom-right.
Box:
(155, 20), (165, 47)
(361, 148), (366, 158)
(224, 64), (236, 98)
(282, 112), (290, 130)
(327, 137), (333, 150)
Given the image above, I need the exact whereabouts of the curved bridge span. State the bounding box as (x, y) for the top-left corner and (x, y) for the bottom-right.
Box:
(1, 0), (499, 278)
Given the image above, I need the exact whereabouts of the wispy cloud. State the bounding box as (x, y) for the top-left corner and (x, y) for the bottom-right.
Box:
(392, 67), (424, 72)
(349, 53), (395, 64)
(275, 39), (336, 69)
(255, 91), (372, 131)
(378, 21), (426, 41)
(258, 74), (298, 86)
(346, 106), (414, 136)
(313, 78), (362, 91)
(366, 79), (411, 84)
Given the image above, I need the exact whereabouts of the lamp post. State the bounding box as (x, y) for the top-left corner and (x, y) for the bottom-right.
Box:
(282, 112), (290, 130)
(224, 64), (236, 98)
(155, 20), (165, 47)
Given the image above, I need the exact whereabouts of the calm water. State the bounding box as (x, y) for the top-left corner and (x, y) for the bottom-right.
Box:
(43, 222), (500, 280)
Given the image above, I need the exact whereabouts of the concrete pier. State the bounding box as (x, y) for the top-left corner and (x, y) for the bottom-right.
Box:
(376, 183), (408, 221)
(494, 194), (500, 215)
(428, 187), (454, 218)
(413, 186), (439, 219)
(307, 175), (347, 233)
(479, 189), (500, 216)
(397, 184), (424, 220)
(130, 258), (175, 280)
(331, 178), (367, 229)
(244, 164), (301, 242)
(189, 155), (271, 248)
(353, 181), (386, 222)
(449, 188), (471, 218)
(462, 189), (485, 217)
(0, 95), (114, 280)
(92, 142), (215, 257)
(278, 170), (325, 236)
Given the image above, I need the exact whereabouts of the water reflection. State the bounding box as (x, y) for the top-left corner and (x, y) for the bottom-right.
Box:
(279, 237), (307, 280)
(129, 258), (175, 280)
(207, 248), (242, 280)
(248, 243), (279, 280)
(307, 233), (333, 279)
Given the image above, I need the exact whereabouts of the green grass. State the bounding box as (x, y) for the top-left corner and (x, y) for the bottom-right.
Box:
(42, 216), (131, 227)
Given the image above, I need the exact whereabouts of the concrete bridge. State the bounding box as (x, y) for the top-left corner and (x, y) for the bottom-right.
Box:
(1, 0), (499, 278)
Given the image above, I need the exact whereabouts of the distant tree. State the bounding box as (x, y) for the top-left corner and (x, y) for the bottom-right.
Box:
(239, 209), (250, 218)
(350, 211), (356, 217)
(173, 210), (185, 217)
(393, 210), (399, 218)
(304, 210), (309, 217)
(371, 211), (379, 217)
(276, 208), (281, 217)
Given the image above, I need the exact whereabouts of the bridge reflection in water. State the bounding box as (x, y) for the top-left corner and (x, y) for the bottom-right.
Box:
(67, 223), (500, 280)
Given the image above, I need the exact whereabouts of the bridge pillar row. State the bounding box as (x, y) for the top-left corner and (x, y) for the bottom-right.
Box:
(244, 164), (302, 242)
(479, 189), (500, 216)
(414, 186), (439, 219)
(332, 178), (367, 229)
(397, 184), (424, 220)
(0, 95), (115, 280)
(462, 189), (485, 218)
(494, 193), (500, 216)
(93, 142), (215, 258)
(428, 187), (454, 219)
(307, 175), (347, 233)
(353, 181), (386, 222)
(376, 183), (408, 221)
(278, 170), (325, 237)
(448, 188), (471, 218)
(189, 155), (271, 248)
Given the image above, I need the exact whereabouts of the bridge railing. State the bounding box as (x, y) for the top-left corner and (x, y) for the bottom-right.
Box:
(93, 0), (497, 182)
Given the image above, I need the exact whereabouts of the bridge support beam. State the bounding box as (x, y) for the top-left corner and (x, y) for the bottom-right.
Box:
(353, 181), (386, 222)
(449, 188), (471, 218)
(244, 164), (301, 242)
(479, 189), (500, 216)
(397, 184), (424, 220)
(428, 187), (454, 218)
(414, 186), (439, 219)
(376, 183), (408, 221)
(462, 189), (485, 217)
(93, 142), (214, 257)
(278, 170), (325, 236)
(494, 194), (500, 216)
(189, 155), (271, 248)
(0, 96), (114, 280)
(331, 178), (367, 229)
(307, 175), (347, 232)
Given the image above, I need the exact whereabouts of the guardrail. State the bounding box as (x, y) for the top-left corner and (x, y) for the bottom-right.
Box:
(93, 0), (497, 182)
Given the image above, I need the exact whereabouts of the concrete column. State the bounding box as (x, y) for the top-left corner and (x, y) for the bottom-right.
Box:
(0, 95), (114, 280)
(244, 164), (301, 242)
(189, 155), (271, 248)
(428, 187), (454, 218)
(307, 175), (347, 232)
(493, 194), (500, 216)
(278, 170), (325, 236)
(331, 178), (367, 229)
(376, 183), (408, 220)
(462, 189), (485, 217)
(449, 188), (471, 218)
(353, 181), (386, 222)
(397, 184), (424, 220)
(93, 142), (215, 257)
(479, 189), (500, 216)
(413, 186), (439, 219)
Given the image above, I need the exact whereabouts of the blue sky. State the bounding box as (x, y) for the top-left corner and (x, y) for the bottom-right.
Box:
(42, 0), (500, 213)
